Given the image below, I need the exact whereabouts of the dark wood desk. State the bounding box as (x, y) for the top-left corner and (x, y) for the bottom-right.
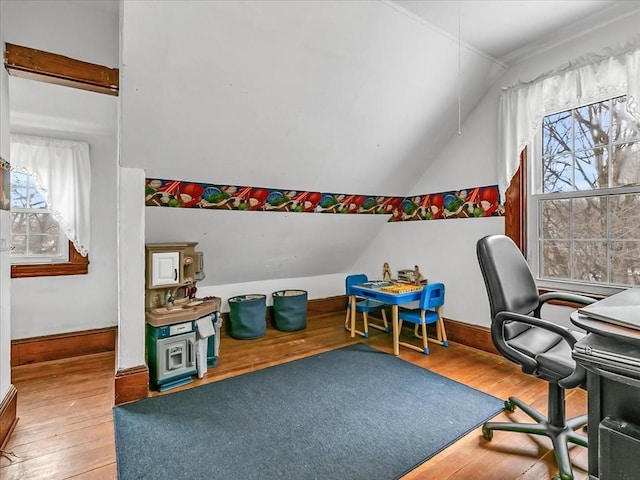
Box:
(571, 306), (640, 479)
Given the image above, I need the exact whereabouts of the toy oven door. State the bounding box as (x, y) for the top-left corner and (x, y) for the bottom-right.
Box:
(155, 332), (196, 383)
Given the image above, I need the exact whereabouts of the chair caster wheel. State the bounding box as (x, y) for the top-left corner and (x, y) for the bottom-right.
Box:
(551, 474), (573, 480)
(504, 399), (516, 412)
(482, 426), (493, 440)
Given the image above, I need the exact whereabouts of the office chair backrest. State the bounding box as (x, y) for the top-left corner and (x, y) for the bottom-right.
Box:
(418, 283), (445, 311)
(476, 235), (539, 319)
(477, 235), (542, 361)
(345, 274), (368, 296)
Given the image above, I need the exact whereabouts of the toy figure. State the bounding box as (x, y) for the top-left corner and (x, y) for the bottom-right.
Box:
(413, 265), (423, 286)
(382, 262), (392, 282)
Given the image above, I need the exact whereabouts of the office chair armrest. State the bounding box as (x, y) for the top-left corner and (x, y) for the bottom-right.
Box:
(495, 311), (581, 374)
(534, 291), (596, 317)
(557, 363), (587, 389)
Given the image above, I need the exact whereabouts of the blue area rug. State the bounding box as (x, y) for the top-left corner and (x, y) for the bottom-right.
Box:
(114, 343), (503, 479)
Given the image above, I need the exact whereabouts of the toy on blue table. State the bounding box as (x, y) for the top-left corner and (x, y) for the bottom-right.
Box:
(382, 262), (392, 282)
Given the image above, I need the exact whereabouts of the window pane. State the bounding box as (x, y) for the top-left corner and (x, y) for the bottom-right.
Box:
(28, 189), (47, 209)
(10, 212), (27, 234)
(28, 235), (59, 255)
(572, 240), (607, 283)
(610, 193), (640, 240)
(535, 96), (640, 290)
(543, 153), (573, 193)
(543, 111), (572, 156)
(540, 240), (570, 279)
(610, 240), (640, 286)
(28, 213), (59, 235)
(541, 199), (570, 239)
(574, 101), (610, 150)
(611, 142), (640, 187)
(10, 186), (29, 208)
(573, 196), (606, 239)
(613, 97), (640, 143)
(11, 235), (26, 255)
(10, 171), (28, 187)
(574, 147), (608, 190)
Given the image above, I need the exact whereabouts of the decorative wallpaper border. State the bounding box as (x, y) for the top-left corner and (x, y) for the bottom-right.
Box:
(145, 178), (503, 222)
(0, 157), (9, 211)
(389, 185), (503, 222)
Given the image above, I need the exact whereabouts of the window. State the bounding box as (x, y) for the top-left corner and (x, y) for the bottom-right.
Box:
(10, 171), (69, 263)
(530, 95), (640, 290)
(9, 134), (91, 278)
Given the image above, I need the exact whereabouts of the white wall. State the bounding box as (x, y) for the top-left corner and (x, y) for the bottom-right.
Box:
(0, 0), (13, 399)
(117, 167), (146, 370)
(353, 13), (640, 328)
(4, 1), (119, 339)
(120, 0), (500, 299)
(10, 122), (118, 338)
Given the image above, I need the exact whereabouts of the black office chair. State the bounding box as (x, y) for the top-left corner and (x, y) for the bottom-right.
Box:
(476, 234), (596, 480)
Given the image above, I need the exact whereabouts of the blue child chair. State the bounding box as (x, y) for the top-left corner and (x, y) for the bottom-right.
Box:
(397, 282), (447, 354)
(344, 274), (389, 338)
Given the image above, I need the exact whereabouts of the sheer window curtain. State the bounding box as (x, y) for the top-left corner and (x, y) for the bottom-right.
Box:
(10, 134), (91, 257)
(498, 41), (640, 201)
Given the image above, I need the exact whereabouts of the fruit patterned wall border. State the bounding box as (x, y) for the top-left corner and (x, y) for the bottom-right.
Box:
(144, 178), (503, 221)
(0, 157), (9, 211)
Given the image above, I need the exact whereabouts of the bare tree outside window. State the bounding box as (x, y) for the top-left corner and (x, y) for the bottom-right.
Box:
(539, 96), (640, 286)
(10, 171), (66, 260)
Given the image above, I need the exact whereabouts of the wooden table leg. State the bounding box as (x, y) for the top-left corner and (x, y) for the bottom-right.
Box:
(392, 304), (399, 356)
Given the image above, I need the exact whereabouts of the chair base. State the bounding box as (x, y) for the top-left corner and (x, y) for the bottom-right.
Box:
(344, 309), (389, 338)
(482, 396), (587, 480)
(396, 319), (448, 355)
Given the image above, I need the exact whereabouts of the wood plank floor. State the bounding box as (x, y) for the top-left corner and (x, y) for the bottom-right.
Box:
(1, 313), (589, 479)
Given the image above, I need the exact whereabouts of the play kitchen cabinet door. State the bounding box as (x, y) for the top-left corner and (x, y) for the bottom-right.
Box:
(150, 251), (180, 287)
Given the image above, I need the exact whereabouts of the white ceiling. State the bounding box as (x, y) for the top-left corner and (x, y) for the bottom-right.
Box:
(393, 0), (640, 65)
(77, 0), (640, 67)
(79, 1), (640, 66)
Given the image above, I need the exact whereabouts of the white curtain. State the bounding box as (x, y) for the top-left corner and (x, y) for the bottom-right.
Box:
(498, 41), (640, 201)
(10, 134), (91, 257)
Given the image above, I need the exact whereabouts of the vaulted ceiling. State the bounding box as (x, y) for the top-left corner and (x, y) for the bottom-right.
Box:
(7, 0), (640, 287)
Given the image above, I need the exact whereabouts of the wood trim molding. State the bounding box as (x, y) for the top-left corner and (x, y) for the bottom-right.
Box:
(11, 241), (89, 278)
(4, 43), (119, 95)
(11, 326), (116, 366)
(504, 149), (527, 253)
(442, 318), (498, 355)
(0, 385), (18, 451)
(115, 365), (149, 405)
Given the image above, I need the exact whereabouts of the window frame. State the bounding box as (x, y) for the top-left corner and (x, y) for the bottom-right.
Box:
(521, 96), (640, 296)
(11, 241), (89, 278)
(10, 170), (69, 264)
(4, 43), (114, 279)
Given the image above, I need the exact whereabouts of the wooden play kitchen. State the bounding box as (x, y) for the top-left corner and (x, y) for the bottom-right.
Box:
(144, 242), (221, 391)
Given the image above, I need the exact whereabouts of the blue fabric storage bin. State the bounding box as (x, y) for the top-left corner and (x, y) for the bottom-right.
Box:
(228, 294), (267, 339)
(272, 290), (308, 332)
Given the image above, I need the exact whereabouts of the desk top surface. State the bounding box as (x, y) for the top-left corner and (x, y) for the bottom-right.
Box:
(351, 281), (424, 304)
(571, 311), (640, 346)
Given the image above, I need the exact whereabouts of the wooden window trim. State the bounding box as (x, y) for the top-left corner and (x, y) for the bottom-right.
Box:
(11, 241), (89, 278)
(504, 149), (527, 254)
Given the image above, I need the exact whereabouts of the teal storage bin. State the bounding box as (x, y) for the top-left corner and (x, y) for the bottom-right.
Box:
(228, 294), (267, 339)
(272, 290), (308, 332)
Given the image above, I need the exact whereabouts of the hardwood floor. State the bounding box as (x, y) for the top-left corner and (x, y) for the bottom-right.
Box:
(1, 312), (588, 479)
